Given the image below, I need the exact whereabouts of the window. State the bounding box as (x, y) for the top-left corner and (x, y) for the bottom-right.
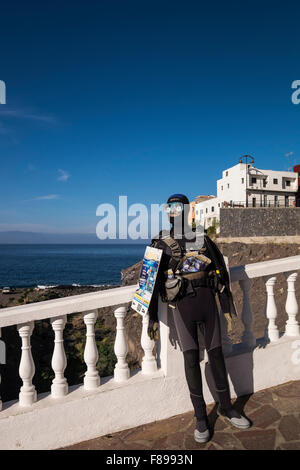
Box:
(285, 196), (289, 207)
(286, 180), (291, 187)
(252, 198), (256, 207)
(206, 208), (208, 213)
(263, 194), (267, 207)
(263, 179), (267, 188)
(221, 186), (223, 190)
(218, 203), (220, 207)
(226, 171), (228, 176)
(241, 178), (244, 184)
(211, 206), (214, 212)
(227, 184), (229, 188)
(251, 177), (257, 184)
(273, 178), (278, 184)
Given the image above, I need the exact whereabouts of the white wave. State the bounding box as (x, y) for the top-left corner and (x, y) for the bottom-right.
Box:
(37, 285), (58, 290)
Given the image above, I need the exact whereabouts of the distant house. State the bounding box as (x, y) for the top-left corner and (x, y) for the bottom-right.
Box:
(192, 160), (298, 232)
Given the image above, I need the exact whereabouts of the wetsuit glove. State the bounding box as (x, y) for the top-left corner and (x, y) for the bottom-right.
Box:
(148, 318), (159, 341)
(224, 313), (232, 333)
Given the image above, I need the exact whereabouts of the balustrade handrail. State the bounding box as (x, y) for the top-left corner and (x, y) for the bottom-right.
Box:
(1, 254), (300, 328)
(0, 284), (138, 328)
(230, 254), (300, 282)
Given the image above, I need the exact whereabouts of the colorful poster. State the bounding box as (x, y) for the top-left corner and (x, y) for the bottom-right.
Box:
(131, 246), (163, 316)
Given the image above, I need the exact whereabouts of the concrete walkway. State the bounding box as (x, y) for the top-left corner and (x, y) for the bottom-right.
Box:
(61, 380), (300, 450)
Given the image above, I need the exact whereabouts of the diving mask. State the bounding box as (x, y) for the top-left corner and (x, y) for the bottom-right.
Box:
(162, 202), (184, 214)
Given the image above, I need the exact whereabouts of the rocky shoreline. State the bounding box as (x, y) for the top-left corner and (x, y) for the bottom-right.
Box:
(0, 284), (120, 309)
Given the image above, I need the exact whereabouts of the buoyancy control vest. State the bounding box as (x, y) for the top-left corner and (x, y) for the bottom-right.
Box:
(151, 231), (217, 301)
(151, 231), (237, 313)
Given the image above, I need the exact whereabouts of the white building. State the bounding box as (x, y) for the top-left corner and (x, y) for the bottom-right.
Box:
(195, 161), (298, 230)
(194, 195), (221, 230)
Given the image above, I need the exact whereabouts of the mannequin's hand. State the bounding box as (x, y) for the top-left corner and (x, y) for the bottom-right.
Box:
(224, 313), (232, 332)
(148, 318), (159, 341)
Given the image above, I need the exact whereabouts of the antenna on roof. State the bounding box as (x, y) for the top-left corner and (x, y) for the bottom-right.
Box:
(285, 152), (293, 171)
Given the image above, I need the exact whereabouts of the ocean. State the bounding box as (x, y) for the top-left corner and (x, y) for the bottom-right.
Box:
(0, 244), (147, 288)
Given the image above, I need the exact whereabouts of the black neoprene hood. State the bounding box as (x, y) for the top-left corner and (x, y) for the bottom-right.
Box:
(167, 194), (190, 205)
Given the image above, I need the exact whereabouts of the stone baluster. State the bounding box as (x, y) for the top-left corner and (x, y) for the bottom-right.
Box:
(17, 321), (37, 406)
(50, 315), (68, 397)
(83, 310), (100, 390)
(263, 275), (279, 342)
(141, 313), (158, 373)
(284, 272), (300, 336)
(114, 306), (130, 382)
(239, 278), (256, 348)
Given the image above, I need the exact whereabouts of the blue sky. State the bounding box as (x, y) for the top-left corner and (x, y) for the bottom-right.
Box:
(1, 0), (300, 235)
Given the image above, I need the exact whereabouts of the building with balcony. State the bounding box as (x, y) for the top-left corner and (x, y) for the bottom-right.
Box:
(217, 161), (298, 208)
(193, 160), (299, 231)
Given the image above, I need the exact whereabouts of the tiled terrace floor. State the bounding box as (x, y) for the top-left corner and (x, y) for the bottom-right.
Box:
(62, 380), (300, 450)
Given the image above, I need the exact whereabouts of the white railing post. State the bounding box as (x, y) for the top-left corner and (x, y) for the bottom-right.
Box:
(83, 310), (100, 390)
(263, 275), (279, 342)
(141, 313), (158, 373)
(284, 272), (300, 336)
(17, 321), (37, 406)
(50, 315), (68, 397)
(114, 306), (130, 382)
(239, 278), (256, 348)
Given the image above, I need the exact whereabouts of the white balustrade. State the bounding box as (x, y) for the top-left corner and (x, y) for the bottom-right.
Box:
(17, 321), (37, 406)
(113, 306), (130, 382)
(50, 315), (68, 397)
(83, 310), (100, 390)
(284, 272), (300, 336)
(263, 275), (279, 342)
(0, 255), (299, 417)
(239, 278), (256, 348)
(141, 313), (158, 373)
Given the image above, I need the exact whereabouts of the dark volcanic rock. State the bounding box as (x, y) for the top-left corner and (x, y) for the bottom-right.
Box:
(121, 261), (142, 286)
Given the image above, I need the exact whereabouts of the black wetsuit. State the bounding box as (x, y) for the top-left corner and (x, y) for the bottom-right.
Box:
(149, 229), (235, 421)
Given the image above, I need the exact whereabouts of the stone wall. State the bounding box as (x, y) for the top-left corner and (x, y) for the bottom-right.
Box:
(219, 208), (300, 237)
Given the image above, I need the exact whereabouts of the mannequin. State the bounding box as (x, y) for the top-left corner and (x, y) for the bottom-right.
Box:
(147, 194), (250, 443)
